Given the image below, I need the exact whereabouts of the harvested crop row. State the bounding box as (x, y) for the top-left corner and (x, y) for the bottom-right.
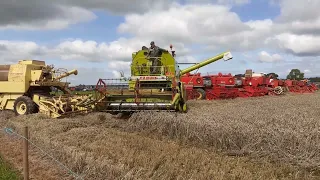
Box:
(1, 93), (319, 179)
(2, 113), (313, 179)
(125, 93), (320, 170)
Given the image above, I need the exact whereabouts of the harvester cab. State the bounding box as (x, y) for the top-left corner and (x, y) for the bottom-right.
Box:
(95, 45), (233, 115)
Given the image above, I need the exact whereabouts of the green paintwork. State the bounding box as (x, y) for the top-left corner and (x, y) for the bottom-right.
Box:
(100, 46), (233, 113)
(131, 49), (176, 76)
(129, 49), (177, 91)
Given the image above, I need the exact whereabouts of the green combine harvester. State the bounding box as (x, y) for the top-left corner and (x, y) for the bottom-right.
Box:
(95, 45), (233, 115)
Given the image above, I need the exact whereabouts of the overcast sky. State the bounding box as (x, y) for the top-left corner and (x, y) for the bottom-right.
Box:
(0, 0), (319, 85)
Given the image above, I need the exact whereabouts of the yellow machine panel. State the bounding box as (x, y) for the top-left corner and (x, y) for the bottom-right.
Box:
(0, 59), (85, 118)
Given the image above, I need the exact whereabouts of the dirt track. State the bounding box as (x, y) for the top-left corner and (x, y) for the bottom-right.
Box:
(0, 92), (320, 179)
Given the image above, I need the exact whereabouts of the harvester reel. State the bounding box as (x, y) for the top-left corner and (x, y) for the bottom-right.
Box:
(52, 96), (69, 113)
(273, 86), (283, 95)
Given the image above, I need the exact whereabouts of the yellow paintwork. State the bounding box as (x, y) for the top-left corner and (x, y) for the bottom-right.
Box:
(18, 59), (45, 65)
(0, 60), (82, 118)
(37, 94), (95, 118)
(0, 82), (28, 93)
(16, 101), (27, 114)
(0, 94), (23, 110)
(55, 69), (78, 80)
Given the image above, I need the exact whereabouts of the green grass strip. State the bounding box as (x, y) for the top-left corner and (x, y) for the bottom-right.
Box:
(0, 155), (20, 180)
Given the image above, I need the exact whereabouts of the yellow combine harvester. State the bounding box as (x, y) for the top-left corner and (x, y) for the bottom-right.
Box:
(0, 60), (94, 118)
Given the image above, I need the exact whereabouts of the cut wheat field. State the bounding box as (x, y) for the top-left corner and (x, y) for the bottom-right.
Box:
(0, 92), (320, 180)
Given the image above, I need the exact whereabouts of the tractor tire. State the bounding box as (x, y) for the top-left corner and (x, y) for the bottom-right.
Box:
(13, 96), (37, 116)
(196, 88), (206, 100)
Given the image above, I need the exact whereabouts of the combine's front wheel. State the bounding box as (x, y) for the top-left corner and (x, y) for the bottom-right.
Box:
(178, 102), (188, 113)
(13, 96), (37, 115)
(182, 103), (188, 113)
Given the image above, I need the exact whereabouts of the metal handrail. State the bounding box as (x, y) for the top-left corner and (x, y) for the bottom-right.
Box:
(131, 56), (176, 76)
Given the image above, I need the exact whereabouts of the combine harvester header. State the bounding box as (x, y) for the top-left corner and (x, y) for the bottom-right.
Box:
(95, 45), (233, 116)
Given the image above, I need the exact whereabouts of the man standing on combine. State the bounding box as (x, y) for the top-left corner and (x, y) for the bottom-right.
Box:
(148, 41), (168, 74)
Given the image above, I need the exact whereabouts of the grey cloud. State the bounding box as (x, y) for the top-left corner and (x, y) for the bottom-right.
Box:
(61, 0), (176, 14)
(0, 0), (68, 26)
(279, 25), (320, 36)
(275, 0), (320, 23)
(183, 0), (250, 5)
(0, 0), (175, 27)
(1, 0), (320, 61)
(0, 44), (8, 51)
(282, 49), (320, 57)
(0, 0), (175, 29)
(0, 0), (249, 30)
(270, 0), (320, 36)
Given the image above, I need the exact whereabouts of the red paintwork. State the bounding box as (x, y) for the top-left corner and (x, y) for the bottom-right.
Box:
(204, 73), (239, 100)
(205, 87), (239, 100)
(284, 80), (319, 93)
(180, 72), (204, 88)
(181, 72), (240, 100)
(181, 70), (319, 101)
(268, 79), (285, 88)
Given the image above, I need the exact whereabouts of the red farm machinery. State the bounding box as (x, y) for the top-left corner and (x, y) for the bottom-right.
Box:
(182, 68), (318, 101)
(181, 69), (285, 100)
(181, 72), (240, 100)
(284, 79), (319, 93)
(235, 69), (285, 98)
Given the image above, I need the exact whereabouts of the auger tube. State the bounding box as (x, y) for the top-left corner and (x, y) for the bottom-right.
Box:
(55, 69), (78, 80)
(179, 51), (233, 76)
